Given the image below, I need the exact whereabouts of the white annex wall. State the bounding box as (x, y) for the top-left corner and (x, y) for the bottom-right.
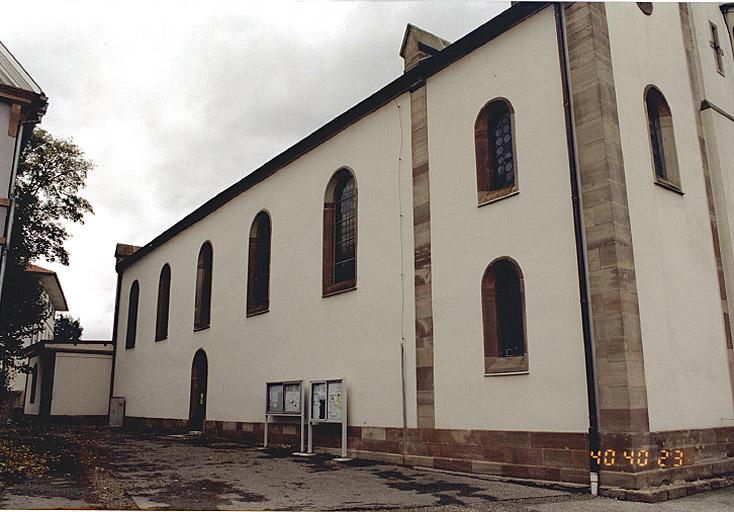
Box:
(113, 92), (417, 429)
(51, 352), (112, 416)
(426, 6), (589, 433)
(607, 2), (734, 431)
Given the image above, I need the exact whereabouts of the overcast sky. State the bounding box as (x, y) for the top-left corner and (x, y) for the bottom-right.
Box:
(1, 1), (508, 340)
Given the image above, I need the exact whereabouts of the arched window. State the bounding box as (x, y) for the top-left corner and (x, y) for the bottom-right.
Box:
(323, 168), (357, 295)
(645, 86), (681, 189)
(125, 280), (139, 349)
(247, 211), (271, 315)
(194, 242), (213, 330)
(29, 363), (38, 404)
(481, 258), (528, 374)
(475, 99), (518, 204)
(155, 264), (171, 341)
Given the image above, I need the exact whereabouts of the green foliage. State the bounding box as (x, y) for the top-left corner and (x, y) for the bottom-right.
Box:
(54, 314), (83, 343)
(12, 128), (94, 266)
(0, 129), (93, 391)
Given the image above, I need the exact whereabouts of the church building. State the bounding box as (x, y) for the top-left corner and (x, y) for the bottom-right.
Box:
(111, 2), (734, 498)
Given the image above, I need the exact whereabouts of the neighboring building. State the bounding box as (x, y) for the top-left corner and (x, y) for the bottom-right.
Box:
(6, 264), (68, 416)
(0, 40), (47, 308)
(9, 265), (114, 422)
(21, 339), (113, 423)
(111, 3), (734, 498)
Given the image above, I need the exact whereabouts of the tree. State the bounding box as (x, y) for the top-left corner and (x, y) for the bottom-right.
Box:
(0, 128), (93, 391)
(54, 315), (83, 343)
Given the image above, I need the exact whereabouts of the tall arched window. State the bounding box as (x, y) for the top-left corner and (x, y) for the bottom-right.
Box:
(194, 242), (213, 330)
(29, 363), (38, 404)
(125, 280), (139, 349)
(481, 258), (528, 374)
(645, 86), (681, 189)
(323, 168), (357, 295)
(155, 264), (171, 341)
(247, 211), (271, 315)
(475, 98), (518, 205)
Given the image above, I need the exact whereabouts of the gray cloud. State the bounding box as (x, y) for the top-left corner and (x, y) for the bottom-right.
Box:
(1, 1), (508, 339)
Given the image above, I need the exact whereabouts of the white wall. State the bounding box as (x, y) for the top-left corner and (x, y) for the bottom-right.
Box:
(114, 92), (416, 429)
(51, 352), (112, 416)
(425, 6), (589, 433)
(0, 102), (15, 233)
(607, 2), (734, 431)
(691, 4), (734, 403)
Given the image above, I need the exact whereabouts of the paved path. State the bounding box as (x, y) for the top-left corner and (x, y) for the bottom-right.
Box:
(1, 432), (734, 510)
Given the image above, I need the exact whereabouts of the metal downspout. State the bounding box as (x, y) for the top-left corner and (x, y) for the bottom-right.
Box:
(554, 2), (601, 495)
(107, 269), (122, 419)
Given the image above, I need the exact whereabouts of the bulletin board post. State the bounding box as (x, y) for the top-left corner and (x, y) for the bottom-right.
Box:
(308, 378), (349, 461)
(264, 380), (305, 454)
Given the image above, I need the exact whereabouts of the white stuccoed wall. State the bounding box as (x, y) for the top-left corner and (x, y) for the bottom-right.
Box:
(606, 2), (734, 431)
(114, 6), (594, 434)
(51, 352), (112, 416)
(425, 7), (589, 433)
(114, 92), (417, 429)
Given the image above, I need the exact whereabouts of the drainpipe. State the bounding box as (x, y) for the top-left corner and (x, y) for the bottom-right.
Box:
(554, 3), (601, 495)
(394, 98), (409, 465)
(107, 266), (122, 419)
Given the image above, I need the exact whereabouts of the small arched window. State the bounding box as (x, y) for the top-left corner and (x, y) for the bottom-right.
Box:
(125, 280), (140, 349)
(155, 264), (171, 341)
(247, 211), (271, 315)
(475, 99), (518, 204)
(194, 242), (213, 330)
(29, 363), (38, 404)
(481, 258), (528, 374)
(645, 86), (681, 190)
(323, 168), (357, 295)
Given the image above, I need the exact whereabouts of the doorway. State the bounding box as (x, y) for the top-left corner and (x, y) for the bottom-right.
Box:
(188, 349), (208, 432)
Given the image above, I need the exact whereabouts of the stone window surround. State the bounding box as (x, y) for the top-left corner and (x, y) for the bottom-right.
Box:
(643, 85), (684, 194)
(474, 97), (520, 207)
(155, 263), (171, 341)
(246, 210), (272, 317)
(481, 257), (529, 375)
(194, 241), (214, 331)
(125, 280), (139, 349)
(322, 167), (358, 297)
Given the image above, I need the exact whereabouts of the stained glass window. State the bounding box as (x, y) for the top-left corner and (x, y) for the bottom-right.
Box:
(334, 176), (356, 284)
(645, 87), (678, 184)
(494, 261), (524, 357)
(489, 108), (515, 191)
(194, 242), (213, 329)
(155, 264), (171, 341)
(250, 212), (271, 310)
(126, 280), (139, 349)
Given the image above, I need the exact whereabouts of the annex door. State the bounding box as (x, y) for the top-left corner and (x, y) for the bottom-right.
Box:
(188, 349), (208, 432)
